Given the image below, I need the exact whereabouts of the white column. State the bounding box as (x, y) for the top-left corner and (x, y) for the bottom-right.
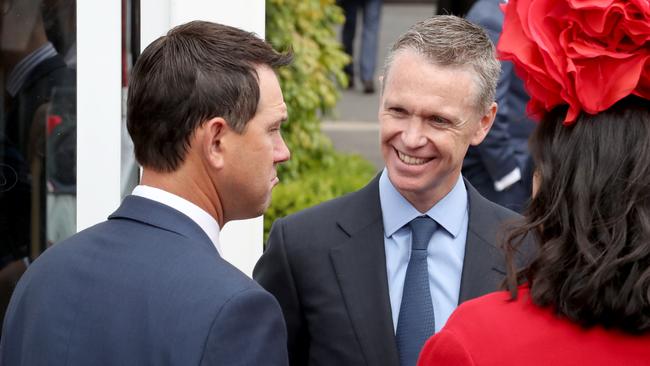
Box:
(76, 1), (122, 231)
(140, 0), (266, 277)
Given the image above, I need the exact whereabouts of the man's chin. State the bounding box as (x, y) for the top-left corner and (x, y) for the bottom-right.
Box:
(226, 201), (269, 223)
(394, 182), (426, 198)
(258, 195), (273, 215)
(387, 169), (425, 190)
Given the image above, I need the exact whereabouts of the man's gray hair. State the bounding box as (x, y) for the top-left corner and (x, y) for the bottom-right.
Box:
(383, 15), (501, 114)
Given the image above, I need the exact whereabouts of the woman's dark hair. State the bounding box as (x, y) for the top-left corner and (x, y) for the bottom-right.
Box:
(504, 95), (650, 334)
(127, 21), (292, 172)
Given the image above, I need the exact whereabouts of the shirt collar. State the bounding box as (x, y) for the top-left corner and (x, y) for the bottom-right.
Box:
(6, 42), (58, 97)
(379, 169), (468, 238)
(131, 185), (222, 256)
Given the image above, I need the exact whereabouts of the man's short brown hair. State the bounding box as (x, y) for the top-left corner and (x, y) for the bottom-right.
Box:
(127, 21), (292, 172)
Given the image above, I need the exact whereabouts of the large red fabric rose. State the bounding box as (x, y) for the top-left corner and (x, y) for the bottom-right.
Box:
(497, 0), (650, 124)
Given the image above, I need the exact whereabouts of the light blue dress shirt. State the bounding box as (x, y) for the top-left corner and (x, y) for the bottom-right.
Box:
(379, 169), (468, 333)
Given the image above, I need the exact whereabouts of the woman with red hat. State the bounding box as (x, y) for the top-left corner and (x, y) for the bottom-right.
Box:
(418, 0), (650, 364)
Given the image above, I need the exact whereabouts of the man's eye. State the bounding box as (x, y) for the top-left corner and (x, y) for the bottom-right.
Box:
(388, 108), (407, 116)
(428, 116), (449, 125)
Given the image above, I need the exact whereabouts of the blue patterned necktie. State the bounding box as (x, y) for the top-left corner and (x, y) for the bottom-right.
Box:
(395, 216), (438, 366)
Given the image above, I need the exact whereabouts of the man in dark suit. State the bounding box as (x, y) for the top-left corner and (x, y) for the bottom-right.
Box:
(462, 0), (536, 213)
(1, 21), (292, 365)
(255, 16), (524, 366)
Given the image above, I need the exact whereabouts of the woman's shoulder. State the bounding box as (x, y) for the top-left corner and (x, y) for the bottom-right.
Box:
(419, 287), (650, 366)
(418, 290), (528, 365)
(443, 288), (535, 337)
(455, 288), (524, 313)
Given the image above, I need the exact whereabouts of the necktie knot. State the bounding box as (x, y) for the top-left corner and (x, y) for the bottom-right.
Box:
(408, 216), (437, 251)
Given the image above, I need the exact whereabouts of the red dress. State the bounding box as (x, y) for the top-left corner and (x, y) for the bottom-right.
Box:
(417, 287), (650, 366)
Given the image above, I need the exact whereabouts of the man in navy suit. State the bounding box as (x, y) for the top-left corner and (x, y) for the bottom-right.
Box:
(1, 21), (292, 365)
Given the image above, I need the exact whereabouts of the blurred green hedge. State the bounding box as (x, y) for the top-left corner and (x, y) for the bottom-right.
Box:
(265, 0), (377, 237)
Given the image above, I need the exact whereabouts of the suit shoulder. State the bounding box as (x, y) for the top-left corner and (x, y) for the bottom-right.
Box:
(267, 191), (357, 254)
(469, 186), (522, 222)
(218, 285), (282, 315)
(211, 259), (264, 293)
(167, 250), (263, 302)
(32, 219), (263, 303)
(489, 199), (521, 222)
(201, 286), (288, 365)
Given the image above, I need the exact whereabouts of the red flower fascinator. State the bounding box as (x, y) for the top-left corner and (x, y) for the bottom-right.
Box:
(497, 0), (650, 124)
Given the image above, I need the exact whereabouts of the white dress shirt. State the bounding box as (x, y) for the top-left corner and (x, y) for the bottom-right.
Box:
(131, 185), (222, 256)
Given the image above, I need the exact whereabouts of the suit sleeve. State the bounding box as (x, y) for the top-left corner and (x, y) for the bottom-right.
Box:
(467, 2), (521, 186)
(253, 219), (308, 365)
(417, 330), (475, 366)
(200, 287), (289, 366)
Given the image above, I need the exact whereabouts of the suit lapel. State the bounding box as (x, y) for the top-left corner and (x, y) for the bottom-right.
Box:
(458, 181), (507, 303)
(329, 176), (400, 366)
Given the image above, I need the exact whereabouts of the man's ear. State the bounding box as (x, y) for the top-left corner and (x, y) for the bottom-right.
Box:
(200, 117), (229, 169)
(470, 102), (497, 146)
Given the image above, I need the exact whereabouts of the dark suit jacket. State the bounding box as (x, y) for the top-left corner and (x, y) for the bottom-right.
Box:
(254, 175), (523, 366)
(0, 195), (289, 366)
(462, 0), (536, 213)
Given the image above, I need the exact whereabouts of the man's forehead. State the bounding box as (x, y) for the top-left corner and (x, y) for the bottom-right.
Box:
(386, 61), (482, 111)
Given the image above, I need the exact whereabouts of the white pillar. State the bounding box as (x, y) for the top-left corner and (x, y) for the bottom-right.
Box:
(140, 0), (266, 277)
(76, 1), (122, 231)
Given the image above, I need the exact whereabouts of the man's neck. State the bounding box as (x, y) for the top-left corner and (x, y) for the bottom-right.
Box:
(398, 180), (458, 213)
(140, 168), (225, 227)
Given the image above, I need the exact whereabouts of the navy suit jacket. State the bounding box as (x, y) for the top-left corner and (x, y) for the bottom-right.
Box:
(462, 0), (536, 213)
(254, 175), (527, 366)
(0, 195), (289, 366)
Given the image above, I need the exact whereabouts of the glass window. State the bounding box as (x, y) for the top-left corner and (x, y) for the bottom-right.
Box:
(0, 0), (76, 320)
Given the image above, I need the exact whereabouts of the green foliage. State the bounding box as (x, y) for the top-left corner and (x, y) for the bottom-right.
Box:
(265, 153), (377, 234)
(265, 0), (377, 236)
(266, 0), (349, 179)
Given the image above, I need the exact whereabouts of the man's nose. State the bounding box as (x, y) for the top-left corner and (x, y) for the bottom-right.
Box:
(401, 119), (427, 148)
(274, 136), (290, 164)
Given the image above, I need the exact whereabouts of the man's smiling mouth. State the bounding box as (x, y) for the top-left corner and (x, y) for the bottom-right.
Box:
(396, 149), (432, 166)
